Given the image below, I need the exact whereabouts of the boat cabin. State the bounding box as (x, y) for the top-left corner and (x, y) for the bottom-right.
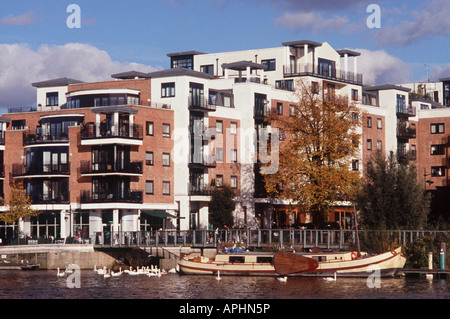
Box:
(214, 253), (274, 265)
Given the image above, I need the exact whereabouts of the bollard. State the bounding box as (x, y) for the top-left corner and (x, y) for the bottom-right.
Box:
(440, 243), (447, 270)
(428, 252), (433, 270)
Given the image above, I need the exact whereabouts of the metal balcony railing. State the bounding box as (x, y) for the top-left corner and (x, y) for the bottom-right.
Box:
(80, 190), (143, 204)
(12, 163), (71, 177)
(80, 123), (143, 140)
(284, 63), (363, 85)
(80, 161), (143, 175)
(188, 97), (216, 112)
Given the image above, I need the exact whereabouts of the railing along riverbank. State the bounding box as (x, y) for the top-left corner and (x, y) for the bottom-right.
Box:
(90, 229), (449, 250)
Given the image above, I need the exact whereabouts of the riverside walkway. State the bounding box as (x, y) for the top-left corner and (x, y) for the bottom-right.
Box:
(89, 229), (449, 250)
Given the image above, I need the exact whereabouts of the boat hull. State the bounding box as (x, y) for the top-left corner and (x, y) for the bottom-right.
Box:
(178, 247), (406, 278)
(289, 247), (407, 278)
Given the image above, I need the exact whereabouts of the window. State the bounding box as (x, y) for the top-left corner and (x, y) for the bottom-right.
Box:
(162, 153), (170, 167)
(216, 148), (223, 162)
(275, 80), (294, 91)
(230, 122), (237, 135)
(161, 83), (175, 98)
(46, 92), (59, 106)
(146, 122), (154, 136)
(431, 145), (445, 155)
(431, 166), (445, 177)
(377, 140), (382, 151)
(367, 117), (372, 128)
(231, 176), (238, 188)
(216, 175), (223, 187)
(223, 95), (232, 108)
(396, 94), (406, 112)
(216, 120), (223, 134)
(162, 124), (171, 138)
(377, 118), (382, 129)
(289, 105), (296, 117)
(367, 139), (372, 150)
(351, 89), (358, 101)
(171, 56), (193, 69)
(312, 82), (319, 94)
(431, 123), (445, 134)
(276, 102), (283, 115)
(261, 59), (276, 71)
(146, 181), (154, 195)
(200, 65), (214, 75)
(162, 181), (171, 195)
(352, 160), (359, 171)
(231, 149), (238, 163)
(229, 256), (245, 263)
(12, 120), (26, 130)
(146, 152), (154, 166)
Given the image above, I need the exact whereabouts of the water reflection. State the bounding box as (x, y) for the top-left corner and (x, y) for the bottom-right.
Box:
(0, 271), (448, 299)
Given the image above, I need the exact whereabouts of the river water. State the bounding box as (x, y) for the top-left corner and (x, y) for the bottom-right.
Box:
(0, 270), (448, 300)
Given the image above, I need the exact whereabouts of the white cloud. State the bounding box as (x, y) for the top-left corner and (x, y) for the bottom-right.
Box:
(376, 0), (450, 47)
(0, 43), (161, 108)
(276, 11), (353, 34)
(430, 64), (450, 82)
(0, 11), (35, 26)
(354, 48), (412, 85)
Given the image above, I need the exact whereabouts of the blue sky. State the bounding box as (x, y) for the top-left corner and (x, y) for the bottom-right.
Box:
(1, 0), (449, 108)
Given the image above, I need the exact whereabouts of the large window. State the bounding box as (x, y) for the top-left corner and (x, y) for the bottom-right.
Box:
(200, 65), (214, 75)
(431, 145), (445, 155)
(431, 123), (445, 134)
(30, 212), (61, 239)
(431, 166), (445, 177)
(261, 59), (276, 71)
(161, 83), (175, 98)
(396, 94), (406, 112)
(318, 58), (336, 77)
(46, 92), (59, 106)
(171, 56), (193, 69)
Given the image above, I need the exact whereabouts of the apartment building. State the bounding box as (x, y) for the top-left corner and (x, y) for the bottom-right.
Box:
(2, 39), (448, 243)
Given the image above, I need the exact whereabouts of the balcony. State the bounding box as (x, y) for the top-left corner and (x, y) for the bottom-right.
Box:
(254, 107), (271, 120)
(398, 150), (417, 162)
(80, 190), (143, 204)
(188, 97), (216, 112)
(283, 63), (363, 85)
(80, 161), (143, 176)
(12, 163), (70, 178)
(397, 126), (417, 139)
(188, 155), (216, 169)
(188, 184), (212, 196)
(24, 133), (69, 146)
(396, 106), (416, 117)
(80, 122), (143, 146)
(29, 192), (70, 205)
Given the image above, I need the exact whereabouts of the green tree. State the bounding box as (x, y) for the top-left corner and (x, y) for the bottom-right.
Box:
(263, 81), (361, 228)
(0, 181), (39, 243)
(208, 185), (236, 229)
(356, 151), (430, 230)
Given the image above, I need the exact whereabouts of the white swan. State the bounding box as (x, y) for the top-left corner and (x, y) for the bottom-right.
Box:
(215, 270), (221, 281)
(168, 268), (177, 274)
(97, 266), (106, 275)
(323, 272), (337, 281)
(57, 267), (65, 277)
(277, 276), (287, 282)
(103, 269), (111, 278)
(111, 268), (122, 277)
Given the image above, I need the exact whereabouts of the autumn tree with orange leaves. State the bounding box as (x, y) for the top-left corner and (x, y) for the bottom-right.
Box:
(263, 81), (362, 228)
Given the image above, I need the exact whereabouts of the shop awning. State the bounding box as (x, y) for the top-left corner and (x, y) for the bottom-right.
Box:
(141, 210), (178, 219)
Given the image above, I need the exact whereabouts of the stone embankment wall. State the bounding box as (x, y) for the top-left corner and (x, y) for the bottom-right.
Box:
(0, 245), (216, 270)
